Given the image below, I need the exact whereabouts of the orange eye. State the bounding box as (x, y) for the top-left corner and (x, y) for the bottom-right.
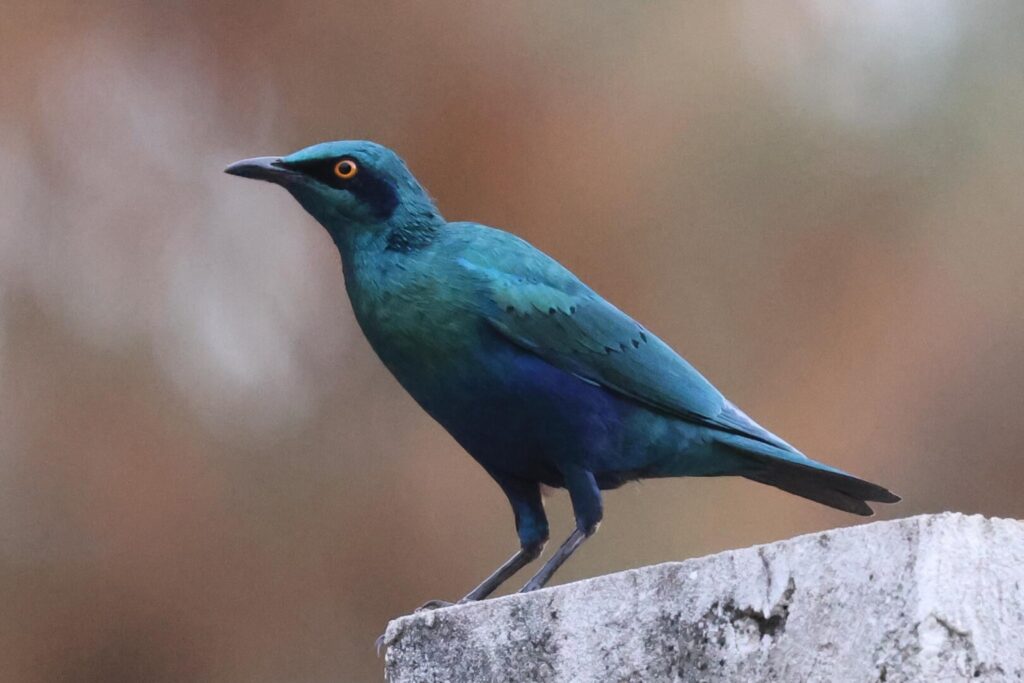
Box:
(334, 159), (358, 180)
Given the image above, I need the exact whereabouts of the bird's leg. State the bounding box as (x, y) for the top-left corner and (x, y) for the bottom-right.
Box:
(415, 541), (545, 611)
(464, 540), (546, 601)
(416, 474), (549, 610)
(520, 467), (602, 593)
(519, 527), (589, 592)
(384, 537), (546, 653)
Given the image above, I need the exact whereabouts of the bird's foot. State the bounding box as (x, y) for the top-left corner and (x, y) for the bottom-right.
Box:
(377, 597), (477, 654)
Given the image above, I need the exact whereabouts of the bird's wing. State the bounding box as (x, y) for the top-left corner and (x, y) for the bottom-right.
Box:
(455, 228), (735, 426)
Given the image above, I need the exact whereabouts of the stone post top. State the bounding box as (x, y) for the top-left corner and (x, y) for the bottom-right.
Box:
(383, 513), (1024, 682)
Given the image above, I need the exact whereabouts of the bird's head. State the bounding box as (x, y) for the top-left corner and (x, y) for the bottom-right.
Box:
(226, 140), (442, 245)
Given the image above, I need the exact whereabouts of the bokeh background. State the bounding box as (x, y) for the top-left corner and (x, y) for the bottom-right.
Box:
(2, 2), (1023, 680)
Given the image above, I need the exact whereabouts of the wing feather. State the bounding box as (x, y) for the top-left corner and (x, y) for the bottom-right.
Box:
(454, 233), (726, 423)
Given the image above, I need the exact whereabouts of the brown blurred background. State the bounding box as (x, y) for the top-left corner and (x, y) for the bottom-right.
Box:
(1, 1), (1022, 680)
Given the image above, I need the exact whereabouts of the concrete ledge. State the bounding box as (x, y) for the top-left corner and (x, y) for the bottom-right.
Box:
(382, 514), (1024, 682)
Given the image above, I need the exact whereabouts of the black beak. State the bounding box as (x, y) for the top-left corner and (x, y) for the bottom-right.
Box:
(224, 156), (295, 183)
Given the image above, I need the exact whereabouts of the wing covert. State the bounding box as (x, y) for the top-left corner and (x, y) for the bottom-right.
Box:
(456, 249), (726, 422)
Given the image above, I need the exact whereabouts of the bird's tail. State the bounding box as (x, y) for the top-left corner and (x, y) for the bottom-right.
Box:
(716, 434), (900, 516)
(742, 459), (899, 516)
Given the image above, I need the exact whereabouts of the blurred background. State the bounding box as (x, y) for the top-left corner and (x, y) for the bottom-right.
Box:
(2, 1), (1022, 680)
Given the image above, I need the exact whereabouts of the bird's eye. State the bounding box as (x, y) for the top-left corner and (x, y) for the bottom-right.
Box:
(334, 159), (358, 180)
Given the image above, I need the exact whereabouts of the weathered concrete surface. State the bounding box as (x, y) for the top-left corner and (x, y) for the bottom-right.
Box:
(382, 514), (1024, 682)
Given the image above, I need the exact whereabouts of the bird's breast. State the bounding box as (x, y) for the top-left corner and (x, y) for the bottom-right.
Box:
(344, 261), (482, 387)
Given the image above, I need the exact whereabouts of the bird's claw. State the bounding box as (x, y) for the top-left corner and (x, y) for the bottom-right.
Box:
(376, 599), (458, 654)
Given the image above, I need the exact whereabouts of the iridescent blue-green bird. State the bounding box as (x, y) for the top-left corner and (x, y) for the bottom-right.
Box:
(226, 141), (899, 603)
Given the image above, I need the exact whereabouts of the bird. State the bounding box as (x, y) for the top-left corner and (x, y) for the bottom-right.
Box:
(225, 140), (899, 605)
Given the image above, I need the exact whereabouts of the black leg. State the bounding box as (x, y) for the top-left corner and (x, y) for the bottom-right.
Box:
(413, 541), (545, 611)
(462, 541), (545, 600)
(447, 473), (550, 600)
(417, 473), (549, 610)
(519, 467), (602, 593)
(519, 527), (589, 592)
(415, 541), (544, 610)
(378, 476), (549, 653)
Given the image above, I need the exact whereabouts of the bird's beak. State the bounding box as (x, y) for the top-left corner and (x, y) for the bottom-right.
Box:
(224, 156), (295, 184)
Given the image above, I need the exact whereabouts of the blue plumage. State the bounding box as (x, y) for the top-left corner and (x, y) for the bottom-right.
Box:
(226, 140), (899, 602)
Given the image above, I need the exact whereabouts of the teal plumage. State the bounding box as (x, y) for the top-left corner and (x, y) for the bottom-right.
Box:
(226, 140), (899, 602)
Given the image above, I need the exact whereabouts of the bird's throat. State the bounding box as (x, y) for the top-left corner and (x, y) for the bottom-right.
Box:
(385, 223), (439, 253)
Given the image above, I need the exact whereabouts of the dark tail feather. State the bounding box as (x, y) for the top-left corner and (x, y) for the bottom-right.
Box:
(743, 460), (900, 516)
